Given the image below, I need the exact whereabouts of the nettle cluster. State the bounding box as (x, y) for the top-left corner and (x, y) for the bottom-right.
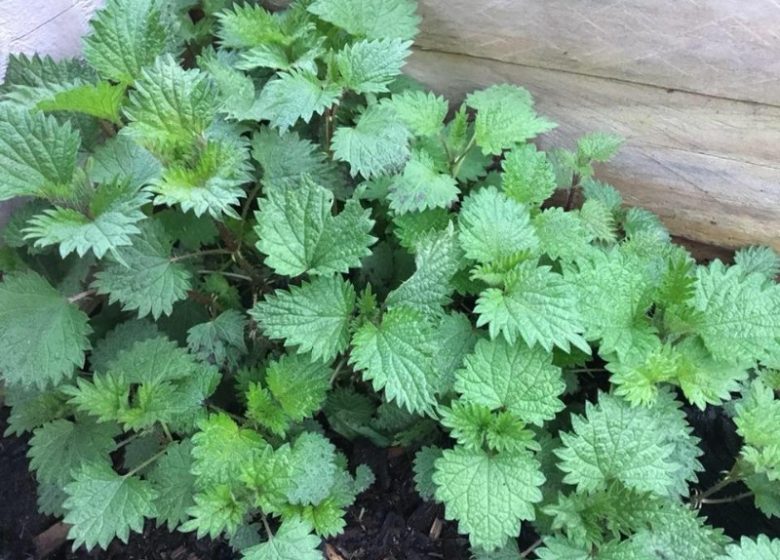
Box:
(0, 0), (779, 558)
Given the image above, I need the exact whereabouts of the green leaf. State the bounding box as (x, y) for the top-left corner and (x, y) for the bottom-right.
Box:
(475, 262), (589, 354)
(90, 135), (162, 190)
(254, 179), (375, 277)
(717, 536), (780, 560)
(187, 310), (247, 368)
(28, 417), (119, 486)
(555, 392), (680, 496)
(413, 446), (443, 500)
(582, 179), (623, 211)
(83, 0), (173, 84)
(0, 105), (80, 201)
(335, 39), (412, 94)
(123, 55), (217, 153)
(0, 271), (91, 388)
(389, 90), (448, 137)
(693, 261), (780, 364)
(433, 446), (544, 551)
(332, 104), (411, 178)
(147, 440), (196, 530)
(3, 385), (70, 436)
(254, 70), (341, 130)
(308, 0), (420, 40)
(251, 127), (340, 191)
(265, 353), (332, 423)
(181, 483), (248, 539)
(216, 3), (288, 48)
(151, 134), (251, 219)
(92, 221), (192, 319)
(458, 186), (538, 264)
(251, 276), (356, 362)
(64, 462), (158, 551)
(734, 246), (780, 281)
(285, 432), (338, 505)
(38, 81), (126, 123)
(386, 224), (463, 316)
(23, 182), (150, 259)
(579, 199), (617, 243)
(241, 519), (322, 560)
(392, 207), (452, 250)
(455, 338), (565, 426)
(501, 144), (557, 206)
(191, 413), (268, 486)
(387, 149), (459, 213)
(156, 209), (218, 251)
(533, 208), (593, 263)
(350, 306), (438, 413)
(577, 132), (623, 163)
(466, 85), (556, 155)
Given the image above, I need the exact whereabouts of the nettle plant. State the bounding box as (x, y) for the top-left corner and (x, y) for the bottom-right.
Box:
(1, 0), (779, 558)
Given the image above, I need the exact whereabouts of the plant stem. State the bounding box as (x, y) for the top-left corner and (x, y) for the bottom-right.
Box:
(207, 404), (244, 423)
(563, 173), (581, 211)
(520, 538), (542, 558)
(115, 431), (145, 450)
(329, 357), (348, 386)
(700, 491), (753, 505)
(170, 248), (232, 262)
(160, 422), (173, 443)
(124, 447), (168, 478)
(261, 514), (273, 540)
(240, 182), (262, 225)
(450, 133), (476, 178)
(68, 290), (95, 303)
(695, 462), (743, 503)
(198, 269), (253, 282)
(323, 106), (334, 155)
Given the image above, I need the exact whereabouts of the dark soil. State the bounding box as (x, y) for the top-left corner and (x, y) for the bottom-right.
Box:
(3, 402), (779, 560)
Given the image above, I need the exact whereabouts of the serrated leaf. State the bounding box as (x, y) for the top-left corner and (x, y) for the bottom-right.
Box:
(3, 385), (70, 436)
(501, 144), (557, 206)
(37, 81), (126, 123)
(386, 224), (463, 316)
(23, 182), (150, 259)
(475, 262), (589, 354)
(332, 103), (411, 178)
(216, 3), (288, 48)
(254, 179), (375, 276)
(181, 483), (249, 539)
(582, 179), (623, 211)
(458, 186), (538, 264)
(187, 309), (247, 368)
(433, 446), (544, 551)
(64, 462), (158, 551)
(92, 221), (192, 319)
(734, 246), (780, 280)
(413, 446), (443, 500)
(579, 199), (617, 243)
(285, 432), (338, 505)
(266, 353), (332, 422)
(693, 261), (780, 364)
(350, 306), (438, 414)
(556, 392), (680, 496)
(254, 70), (341, 131)
(251, 275), (356, 362)
(717, 536), (780, 560)
(83, 0), (173, 84)
(0, 271), (91, 388)
(388, 149), (459, 213)
(335, 39), (411, 94)
(147, 439), (195, 530)
(466, 85), (556, 155)
(388, 90), (448, 137)
(0, 104), (80, 201)
(455, 338), (564, 426)
(392, 207), (451, 250)
(90, 135), (162, 189)
(308, 0), (419, 40)
(577, 132), (623, 163)
(123, 55), (217, 153)
(241, 519), (322, 560)
(28, 418), (119, 486)
(157, 208), (218, 251)
(533, 208), (593, 262)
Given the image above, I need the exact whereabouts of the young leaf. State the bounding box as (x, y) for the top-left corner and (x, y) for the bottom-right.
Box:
(254, 70), (341, 131)
(37, 81), (126, 123)
(241, 518), (322, 560)
(734, 246), (780, 281)
(458, 187), (538, 264)
(182, 484), (249, 539)
(265, 353), (332, 423)
(387, 150), (459, 213)
(335, 39), (412, 94)
(307, 0), (420, 41)
(0, 105), (80, 201)
(433, 446), (544, 551)
(350, 306), (438, 414)
(187, 310), (248, 368)
(63, 462), (158, 551)
(0, 271), (91, 388)
(251, 275), (356, 363)
(475, 262), (589, 354)
(533, 208), (593, 263)
(254, 179), (375, 277)
(716, 536), (780, 560)
(455, 338), (565, 426)
(501, 144), (557, 207)
(466, 85), (556, 155)
(83, 0), (173, 84)
(577, 132), (623, 163)
(332, 104), (411, 178)
(92, 222), (192, 319)
(216, 3), (288, 49)
(388, 90), (448, 137)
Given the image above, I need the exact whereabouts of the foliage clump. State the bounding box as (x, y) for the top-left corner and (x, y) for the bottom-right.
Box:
(1, 0), (779, 557)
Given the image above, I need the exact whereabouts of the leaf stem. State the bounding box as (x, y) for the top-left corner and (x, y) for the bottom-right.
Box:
(115, 431), (145, 450)
(564, 173), (581, 211)
(261, 514), (273, 540)
(160, 422), (173, 443)
(123, 447), (168, 478)
(450, 133), (476, 178)
(693, 462), (743, 504)
(197, 269), (254, 282)
(520, 538), (543, 558)
(700, 490), (753, 505)
(68, 290), (95, 303)
(329, 357), (348, 386)
(170, 249), (232, 262)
